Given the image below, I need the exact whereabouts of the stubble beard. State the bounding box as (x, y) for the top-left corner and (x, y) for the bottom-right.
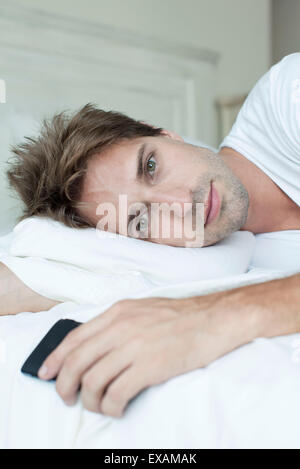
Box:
(192, 152), (249, 247)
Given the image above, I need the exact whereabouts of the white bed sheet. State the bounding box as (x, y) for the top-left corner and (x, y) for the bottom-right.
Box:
(1, 219), (299, 449)
(1, 270), (300, 449)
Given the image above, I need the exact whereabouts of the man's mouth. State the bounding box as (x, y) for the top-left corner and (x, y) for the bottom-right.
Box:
(204, 183), (221, 227)
(204, 184), (212, 225)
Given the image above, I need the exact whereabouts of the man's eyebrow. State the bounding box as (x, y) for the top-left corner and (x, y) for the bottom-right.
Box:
(136, 143), (147, 181)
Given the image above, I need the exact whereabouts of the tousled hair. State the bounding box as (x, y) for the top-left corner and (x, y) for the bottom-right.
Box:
(7, 104), (163, 228)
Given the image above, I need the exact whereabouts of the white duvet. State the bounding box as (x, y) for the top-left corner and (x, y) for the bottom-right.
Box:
(0, 218), (300, 449)
(1, 289), (300, 449)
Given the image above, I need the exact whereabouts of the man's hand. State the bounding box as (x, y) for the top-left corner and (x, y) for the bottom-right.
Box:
(38, 293), (258, 418)
(38, 273), (300, 418)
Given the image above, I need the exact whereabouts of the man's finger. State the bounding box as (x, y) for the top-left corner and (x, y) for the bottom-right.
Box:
(100, 364), (150, 418)
(55, 338), (112, 405)
(55, 320), (139, 404)
(80, 346), (135, 414)
(38, 303), (125, 380)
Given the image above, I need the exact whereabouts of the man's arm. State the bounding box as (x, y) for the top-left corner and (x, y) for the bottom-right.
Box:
(241, 273), (300, 338)
(38, 273), (300, 418)
(0, 262), (59, 315)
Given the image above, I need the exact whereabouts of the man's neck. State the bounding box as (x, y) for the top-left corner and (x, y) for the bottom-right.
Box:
(219, 147), (300, 234)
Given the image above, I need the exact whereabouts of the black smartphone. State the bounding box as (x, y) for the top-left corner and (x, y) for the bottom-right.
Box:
(21, 319), (82, 380)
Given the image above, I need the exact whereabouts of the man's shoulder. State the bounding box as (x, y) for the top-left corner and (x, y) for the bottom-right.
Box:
(277, 53), (300, 69)
(270, 53), (300, 88)
(269, 54), (300, 124)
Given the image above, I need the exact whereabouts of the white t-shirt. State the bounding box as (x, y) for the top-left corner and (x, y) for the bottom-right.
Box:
(221, 53), (300, 206)
(220, 53), (300, 272)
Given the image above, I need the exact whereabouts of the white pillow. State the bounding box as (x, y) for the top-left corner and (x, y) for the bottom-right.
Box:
(0, 217), (255, 304)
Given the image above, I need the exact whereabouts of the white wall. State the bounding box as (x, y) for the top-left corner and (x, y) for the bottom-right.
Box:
(273, 0), (300, 63)
(16, 0), (272, 98)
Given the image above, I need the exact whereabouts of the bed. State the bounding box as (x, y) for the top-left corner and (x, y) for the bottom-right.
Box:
(1, 0), (300, 450)
(1, 218), (300, 449)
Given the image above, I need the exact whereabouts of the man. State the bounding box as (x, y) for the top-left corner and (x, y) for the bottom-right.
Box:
(0, 54), (299, 418)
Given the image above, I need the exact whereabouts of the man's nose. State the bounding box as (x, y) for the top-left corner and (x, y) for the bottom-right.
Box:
(149, 187), (193, 208)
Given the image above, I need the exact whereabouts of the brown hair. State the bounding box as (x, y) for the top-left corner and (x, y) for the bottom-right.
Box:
(7, 104), (163, 228)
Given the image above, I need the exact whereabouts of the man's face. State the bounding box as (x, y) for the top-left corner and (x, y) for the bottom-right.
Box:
(79, 134), (249, 247)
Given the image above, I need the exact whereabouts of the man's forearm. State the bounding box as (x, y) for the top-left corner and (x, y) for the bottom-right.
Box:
(194, 273), (300, 351)
(248, 273), (300, 338)
(0, 262), (59, 315)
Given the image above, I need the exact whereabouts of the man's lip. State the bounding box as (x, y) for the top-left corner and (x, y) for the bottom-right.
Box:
(205, 183), (220, 227)
(204, 184), (212, 226)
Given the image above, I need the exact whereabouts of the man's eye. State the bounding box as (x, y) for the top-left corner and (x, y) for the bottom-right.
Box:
(146, 155), (157, 175)
(136, 214), (148, 234)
